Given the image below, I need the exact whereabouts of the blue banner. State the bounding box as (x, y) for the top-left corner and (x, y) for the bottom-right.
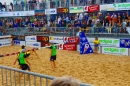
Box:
(120, 39), (130, 48)
(79, 32), (93, 54)
(14, 40), (20, 45)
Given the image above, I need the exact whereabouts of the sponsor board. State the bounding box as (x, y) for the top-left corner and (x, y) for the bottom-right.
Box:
(120, 39), (130, 48)
(57, 8), (69, 13)
(45, 9), (57, 14)
(0, 38), (12, 42)
(0, 11), (34, 17)
(41, 42), (50, 47)
(0, 35), (11, 39)
(69, 6), (84, 13)
(37, 36), (49, 43)
(64, 37), (79, 44)
(87, 38), (119, 47)
(25, 36), (37, 42)
(49, 36), (63, 43)
(26, 42), (41, 48)
(87, 5), (100, 12)
(58, 44), (76, 51)
(0, 41), (11, 47)
(102, 47), (128, 56)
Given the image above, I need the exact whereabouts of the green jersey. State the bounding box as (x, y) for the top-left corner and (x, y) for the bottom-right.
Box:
(18, 52), (26, 64)
(51, 45), (56, 56)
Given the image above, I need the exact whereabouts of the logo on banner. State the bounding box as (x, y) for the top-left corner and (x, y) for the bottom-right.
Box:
(120, 39), (130, 48)
(14, 40), (20, 45)
(64, 37), (79, 44)
(33, 43), (39, 46)
(37, 36), (49, 43)
(0, 43), (2, 46)
(63, 44), (76, 51)
(88, 5), (100, 12)
(57, 8), (69, 13)
(84, 6), (88, 11)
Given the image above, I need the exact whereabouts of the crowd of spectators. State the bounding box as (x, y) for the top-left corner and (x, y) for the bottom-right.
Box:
(0, 12), (130, 36)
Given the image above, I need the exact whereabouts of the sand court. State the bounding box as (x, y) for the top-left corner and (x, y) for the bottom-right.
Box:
(0, 46), (130, 86)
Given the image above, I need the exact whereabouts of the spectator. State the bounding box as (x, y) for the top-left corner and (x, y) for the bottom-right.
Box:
(49, 76), (80, 86)
(10, 2), (14, 11)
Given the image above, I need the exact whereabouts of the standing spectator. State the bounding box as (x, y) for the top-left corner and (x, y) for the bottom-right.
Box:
(0, 2), (2, 11)
(21, 0), (25, 11)
(10, 2), (14, 11)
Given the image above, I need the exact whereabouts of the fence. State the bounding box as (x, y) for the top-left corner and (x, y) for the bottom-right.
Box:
(0, 65), (92, 86)
(1, 27), (130, 38)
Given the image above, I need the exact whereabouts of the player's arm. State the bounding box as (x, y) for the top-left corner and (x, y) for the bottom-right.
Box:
(14, 56), (18, 65)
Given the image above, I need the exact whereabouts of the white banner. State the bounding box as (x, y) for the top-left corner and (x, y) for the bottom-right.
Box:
(0, 41), (11, 47)
(14, 40), (25, 46)
(0, 11), (34, 17)
(0, 38), (12, 42)
(26, 42), (41, 48)
(49, 36), (64, 43)
(87, 38), (120, 47)
(25, 36), (37, 42)
(45, 9), (57, 14)
(0, 35), (11, 38)
(102, 47), (128, 56)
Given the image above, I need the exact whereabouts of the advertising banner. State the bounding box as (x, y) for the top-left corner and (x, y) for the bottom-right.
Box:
(57, 8), (69, 13)
(79, 32), (94, 54)
(0, 40), (11, 47)
(45, 9), (57, 14)
(88, 5), (100, 12)
(25, 36), (37, 42)
(102, 47), (128, 56)
(37, 36), (49, 43)
(114, 3), (130, 10)
(120, 39), (130, 48)
(100, 4), (116, 11)
(69, 6), (84, 13)
(0, 35), (11, 39)
(64, 37), (79, 44)
(14, 40), (25, 45)
(87, 38), (119, 47)
(0, 38), (12, 42)
(35, 9), (45, 16)
(100, 3), (130, 11)
(58, 44), (76, 51)
(49, 36), (63, 44)
(41, 42), (50, 47)
(0, 11), (34, 17)
(26, 42), (41, 48)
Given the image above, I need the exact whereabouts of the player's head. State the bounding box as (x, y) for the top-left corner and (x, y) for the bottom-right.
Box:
(21, 45), (25, 49)
(49, 76), (80, 86)
(95, 37), (98, 40)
